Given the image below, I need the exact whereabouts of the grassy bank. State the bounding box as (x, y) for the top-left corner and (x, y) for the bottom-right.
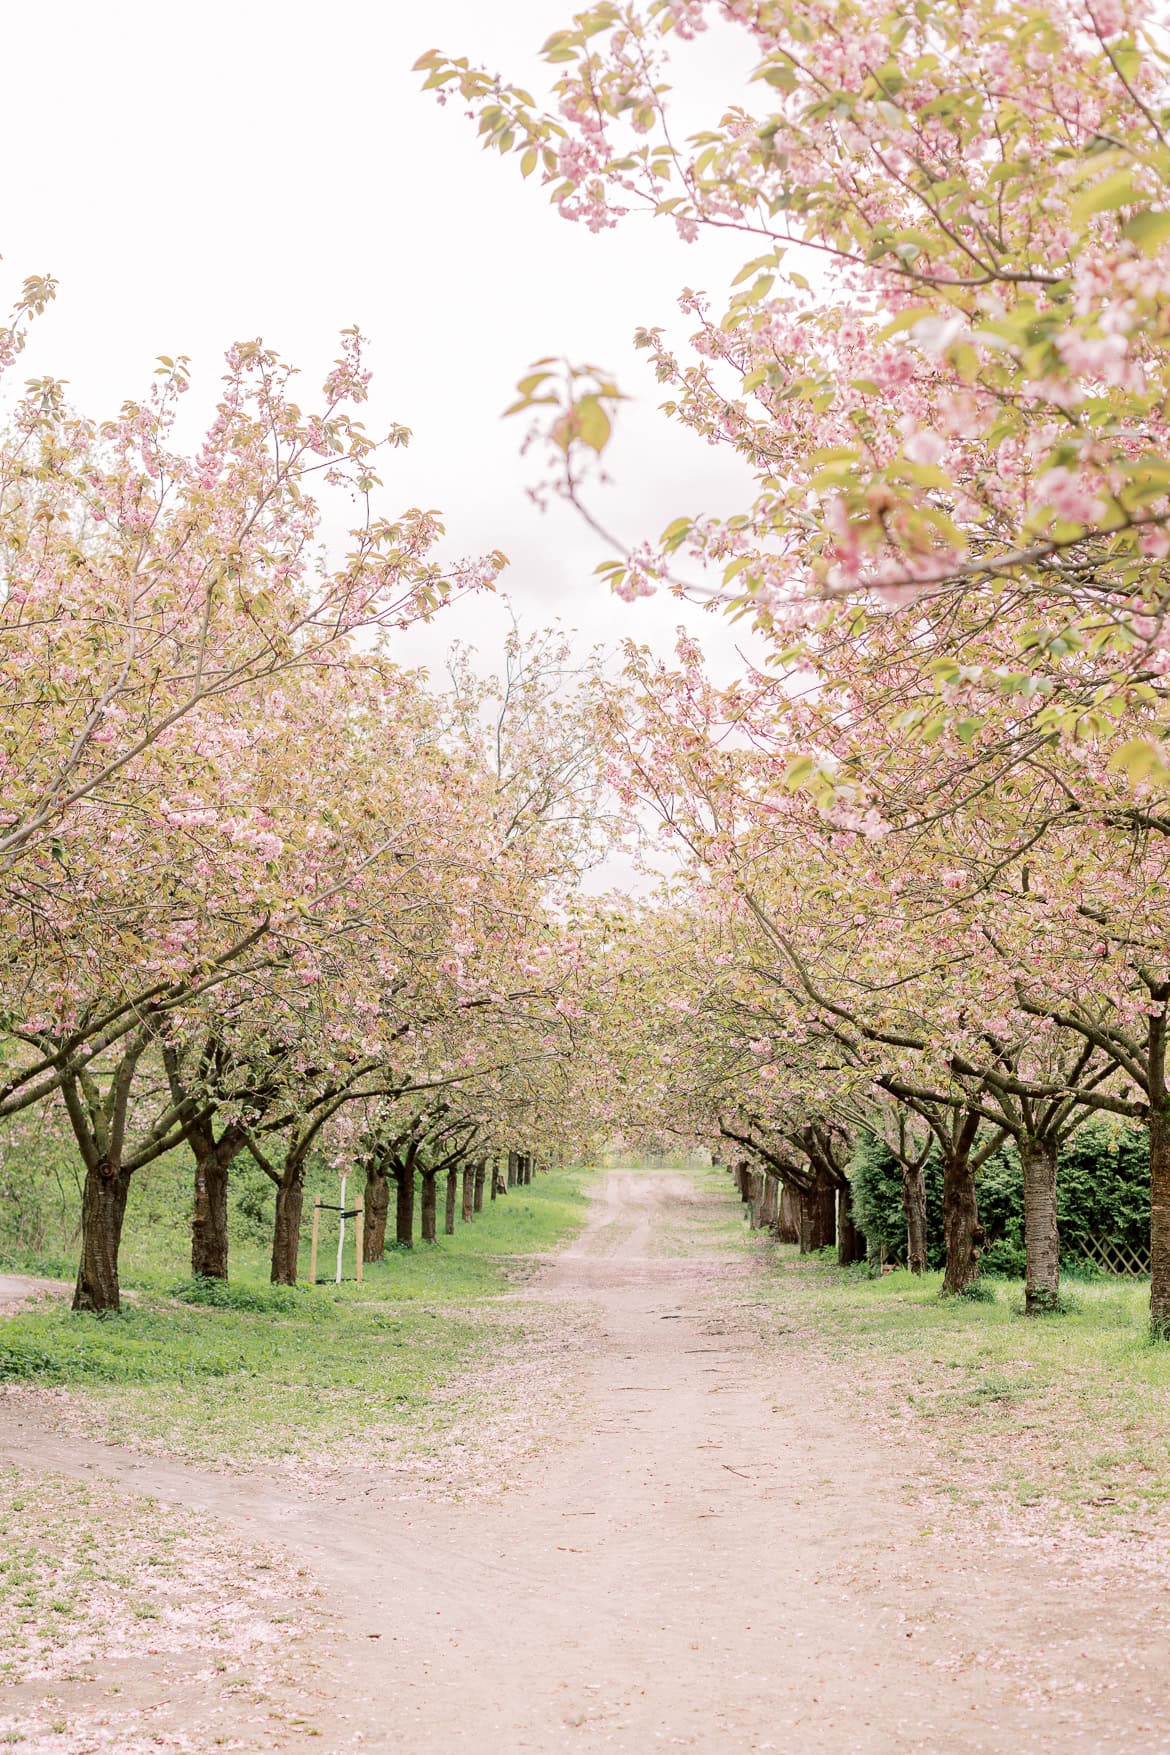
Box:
(751, 1248), (1170, 1529)
(0, 1167), (591, 1467)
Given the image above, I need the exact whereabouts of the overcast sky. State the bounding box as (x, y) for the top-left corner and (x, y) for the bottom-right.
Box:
(6, 1), (770, 692)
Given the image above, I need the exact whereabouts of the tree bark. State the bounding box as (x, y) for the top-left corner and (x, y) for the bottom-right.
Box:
(901, 1163), (928, 1275)
(759, 1173), (778, 1230)
(940, 1143), (983, 1295)
(776, 1182), (801, 1244)
(462, 1164), (474, 1223)
(799, 1167), (836, 1252)
(748, 1171), (765, 1229)
(395, 1162), (415, 1247)
(271, 1168), (305, 1286)
(421, 1171), (438, 1243)
(445, 1167), (458, 1234)
(1020, 1135), (1061, 1314)
(191, 1146), (230, 1280)
(490, 1155), (499, 1200)
(364, 1162), (390, 1262)
(473, 1160), (486, 1213)
(72, 1161), (133, 1313)
(1150, 1104), (1170, 1336)
(836, 1183), (866, 1266)
(507, 1151), (517, 1189)
(187, 1119), (247, 1281)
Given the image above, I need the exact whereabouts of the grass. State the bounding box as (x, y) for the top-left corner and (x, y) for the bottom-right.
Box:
(0, 1167), (591, 1466)
(748, 1248), (1170, 1528)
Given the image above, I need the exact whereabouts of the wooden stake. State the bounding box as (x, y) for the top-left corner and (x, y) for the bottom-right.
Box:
(310, 1198), (321, 1286)
(336, 1172), (347, 1285)
(356, 1199), (364, 1284)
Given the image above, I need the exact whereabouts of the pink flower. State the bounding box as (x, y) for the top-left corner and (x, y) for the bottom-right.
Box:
(1035, 466), (1106, 526)
(903, 428), (946, 467)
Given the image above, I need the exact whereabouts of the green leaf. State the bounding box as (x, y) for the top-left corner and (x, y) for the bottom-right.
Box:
(661, 516), (693, 551)
(1070, 169), (1143, 227)
(1109, 738), (1169, 783)
(760, 61), (797, 91)
(575, 395), (611, 452)
(876, 304), (936, 340)
(1122, 209), (1170, 251)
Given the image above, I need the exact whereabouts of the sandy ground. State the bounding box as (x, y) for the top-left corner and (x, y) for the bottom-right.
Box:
(0, 1272), (73, 1313)
(4, 1171), (1170, 1752)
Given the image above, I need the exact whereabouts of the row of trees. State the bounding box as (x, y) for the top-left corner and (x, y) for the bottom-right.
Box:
(0, 281), (614, 1309)
(9, 0), (1170, 1331)
(426, 0), (1170, 1326)
(361, 1147), (540, 1262)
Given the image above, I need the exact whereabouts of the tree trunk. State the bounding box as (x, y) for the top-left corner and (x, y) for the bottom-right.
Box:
(507, 1151), (517, 1189)
(73, 1161), (133, 1313)
(748, 1171), (766, 1229)
(759, 1174), (778, 1230)
(1150, 1104), (1170, 1337)
(271, 1170), (305, 1286)
(421, 1172), (437, 1243)
(901, 1163), (928, 1275)
(462, 1164), (474, 1223)
(490, 1155), (499, 1200)
(836, 1183), (866, 1266)
(395, 1163), (414, 1248)
(940, 1145), (983, 1295)
(191, 1147), (230, 1280)
(364, 1164), (390, 1262)
(474, 1160), (486, 1213)
(776, 1183), (801, 1244)
(1020, 1135), (1061, 1314)
(799, 1168), (836, 1252)
(445, 1167), (458, 1234)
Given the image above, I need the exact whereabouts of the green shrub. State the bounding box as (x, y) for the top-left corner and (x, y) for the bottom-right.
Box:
(1056, 1125), (1150, 1259)
(945, 1278), (997, 1303)
(849, 1134), (944, 1267)
(850, 1121), (1151, 1274)
(0, 1309), (251, 1384)
(168, 1276), (330, 1317)
(979, 1236), (1028, 1279)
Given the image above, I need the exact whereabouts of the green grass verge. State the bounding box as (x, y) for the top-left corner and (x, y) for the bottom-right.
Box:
(751, 1250), (1170, 1525)
(0, 1168), (591, 1466)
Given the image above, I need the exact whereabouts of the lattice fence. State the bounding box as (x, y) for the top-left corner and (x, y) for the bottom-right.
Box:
(1077, 1234), (1151, 1277)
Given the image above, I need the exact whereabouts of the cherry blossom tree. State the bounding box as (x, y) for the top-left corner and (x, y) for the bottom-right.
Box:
(426, 1), (1170, 759)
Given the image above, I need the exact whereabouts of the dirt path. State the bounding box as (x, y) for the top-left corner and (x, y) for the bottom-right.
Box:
(5, 1170), (1170, 1752)
(0, 1271), (72, 1313)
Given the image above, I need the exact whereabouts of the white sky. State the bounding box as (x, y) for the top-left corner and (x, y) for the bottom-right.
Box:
(5, 1), (768, 686)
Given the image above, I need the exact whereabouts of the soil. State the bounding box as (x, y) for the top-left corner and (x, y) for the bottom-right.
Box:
(4, 1170), (1170, 1752)
(0, 1272), (73, 1314)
